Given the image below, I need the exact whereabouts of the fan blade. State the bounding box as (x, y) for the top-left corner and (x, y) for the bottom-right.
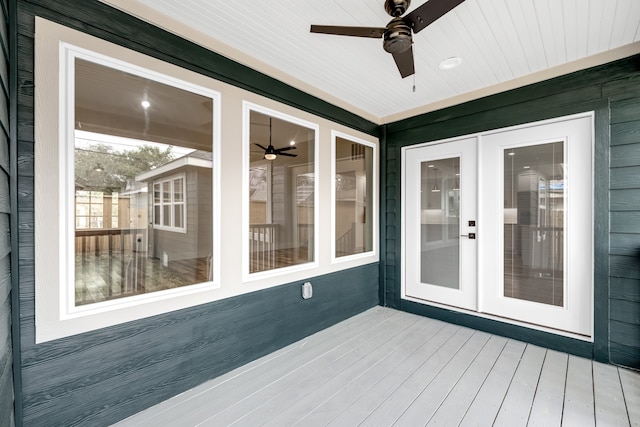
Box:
(254, 143), (268, 151)
(279, 152), (298, 157)
(276, 146), (297, 152)
(392, 46), (415, 78)
(404, 0), (465, 34)
(310, 25), (385, 39)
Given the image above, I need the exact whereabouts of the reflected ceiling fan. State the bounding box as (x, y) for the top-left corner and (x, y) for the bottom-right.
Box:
(310, 0), (465, 78)
(254, 117), (297, 160)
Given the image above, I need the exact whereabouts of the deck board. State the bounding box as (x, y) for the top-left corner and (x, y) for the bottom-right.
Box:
(324, 323), (459, 426)
(459, 339), (526, 426)
(620, 367), (640, 426)
(426, 335), (509, 426)
(562, 355), (595, 427)
(594, 361), (630, 426)
(527, 350), (568, 426)
(494, 344), (546, 427)
(391, 331), (493, 426)
(114, 307), (640, 427)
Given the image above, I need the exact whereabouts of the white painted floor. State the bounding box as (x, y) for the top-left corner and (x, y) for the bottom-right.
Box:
(115, 307), (640, 426)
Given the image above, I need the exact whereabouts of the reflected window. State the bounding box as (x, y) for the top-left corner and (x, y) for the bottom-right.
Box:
(73, 58), (215, 307)
(334, 135), (374, 258)
(503, 142), (564, 306)
(247, 109), (316, 274)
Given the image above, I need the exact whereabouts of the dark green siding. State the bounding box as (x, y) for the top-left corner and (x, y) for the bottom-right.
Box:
(607, 88), (640, 368)
(382, 55), (640, 368)
(0, 0), (13, 424)
(13, 1), (379, 425)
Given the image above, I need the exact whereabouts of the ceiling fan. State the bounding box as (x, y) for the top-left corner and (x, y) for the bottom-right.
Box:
(310, 0), (465, 78)
(254, 117), (297, 160)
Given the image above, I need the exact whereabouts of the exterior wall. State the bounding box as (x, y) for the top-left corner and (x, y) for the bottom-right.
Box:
(381, 55), (640, 369)
(14, 0), (379, 425)
(0, 0), (13, 424)
(608, 89), (640, 367)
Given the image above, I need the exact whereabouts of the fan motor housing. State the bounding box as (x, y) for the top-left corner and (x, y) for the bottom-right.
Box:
(384, 0), (411, 17)
(383, 17), (412, 53)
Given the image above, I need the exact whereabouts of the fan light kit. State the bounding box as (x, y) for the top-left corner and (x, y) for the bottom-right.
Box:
(311, 0), (465, 78)
(254, 117), (298, 161)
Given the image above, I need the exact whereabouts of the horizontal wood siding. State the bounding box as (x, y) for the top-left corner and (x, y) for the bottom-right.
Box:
(14, 0), (379, 425)
(383, 54), (640, 368)
(608, 92), (640, 368)
(0, 0), (12, 423)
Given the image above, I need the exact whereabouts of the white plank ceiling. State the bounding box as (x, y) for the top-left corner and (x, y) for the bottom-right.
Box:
(103, 0), (640, 123)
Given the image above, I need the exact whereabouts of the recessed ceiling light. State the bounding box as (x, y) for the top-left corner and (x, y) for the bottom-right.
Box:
(523, 165), (531, 169)
(428, 164), (434, 168)
(439, 57), (462, 70)
(141, 100), (151, 109)
(290, 140), (296, 146)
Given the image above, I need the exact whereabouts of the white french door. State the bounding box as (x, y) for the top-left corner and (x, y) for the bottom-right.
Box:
(404, 136), (478, 311)
(403, 113), (593, 337)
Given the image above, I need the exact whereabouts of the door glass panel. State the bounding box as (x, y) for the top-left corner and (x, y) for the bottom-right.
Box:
(503, 142), (564, 306)
(420, 157), (460, 288)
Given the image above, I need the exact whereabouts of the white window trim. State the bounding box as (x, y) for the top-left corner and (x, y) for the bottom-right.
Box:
(241, 102), (320, 282)
(153, 173), (187, 233)
(34, 31), (222, 342)
(331, 130), (379, 264)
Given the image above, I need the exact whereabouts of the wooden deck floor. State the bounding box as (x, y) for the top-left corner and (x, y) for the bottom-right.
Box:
(114, 307), (640, 427)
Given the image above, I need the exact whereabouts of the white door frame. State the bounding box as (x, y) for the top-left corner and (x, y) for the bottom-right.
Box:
(401, 112), (594, 340)
(402, 136), (478, 311)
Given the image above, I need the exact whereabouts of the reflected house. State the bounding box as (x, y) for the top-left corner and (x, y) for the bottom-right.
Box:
(136, 150), (213, 283)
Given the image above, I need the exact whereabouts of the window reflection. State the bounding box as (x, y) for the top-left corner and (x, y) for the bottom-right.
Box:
(248, 111), (315, 273)
(74, 59), (214, 306)
(334, 137), (374, 258)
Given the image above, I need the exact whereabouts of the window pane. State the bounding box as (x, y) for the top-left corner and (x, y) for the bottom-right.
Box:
(74, 58), (214, 307)
(76, 217), (89, 229)
(76, 191), (90, 203)
(154, 206), (161, 225)
(90, 203), (103, 216)
(174, 178), (184, 202)
(248, 111), (315, 273)
(503, 142), (564, 306)
(174, 204), (184, 228)
(154, 184), (161, 203)
(163, 182), (170, 202)
(420, 158), (460, 288)
(334, 137), (374, 258)
(163, 205), (171, 226)
(76, 203), (89, 216)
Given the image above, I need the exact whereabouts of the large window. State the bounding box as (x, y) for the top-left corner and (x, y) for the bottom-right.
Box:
(35, 19), (377, 342)
(332, 132), (376, 261)
(244, 104), (318, 277)
(71, 57), (217, 308)
(35, 37), (221, 334)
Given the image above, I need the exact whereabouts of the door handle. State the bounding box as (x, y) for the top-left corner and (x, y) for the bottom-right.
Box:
(460, 233), (476, 239)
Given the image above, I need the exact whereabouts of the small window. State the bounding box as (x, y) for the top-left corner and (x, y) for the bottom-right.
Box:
(152, 175), (186, 232)
(244, 104), (318, 277)
(332, 132), (376, 261)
